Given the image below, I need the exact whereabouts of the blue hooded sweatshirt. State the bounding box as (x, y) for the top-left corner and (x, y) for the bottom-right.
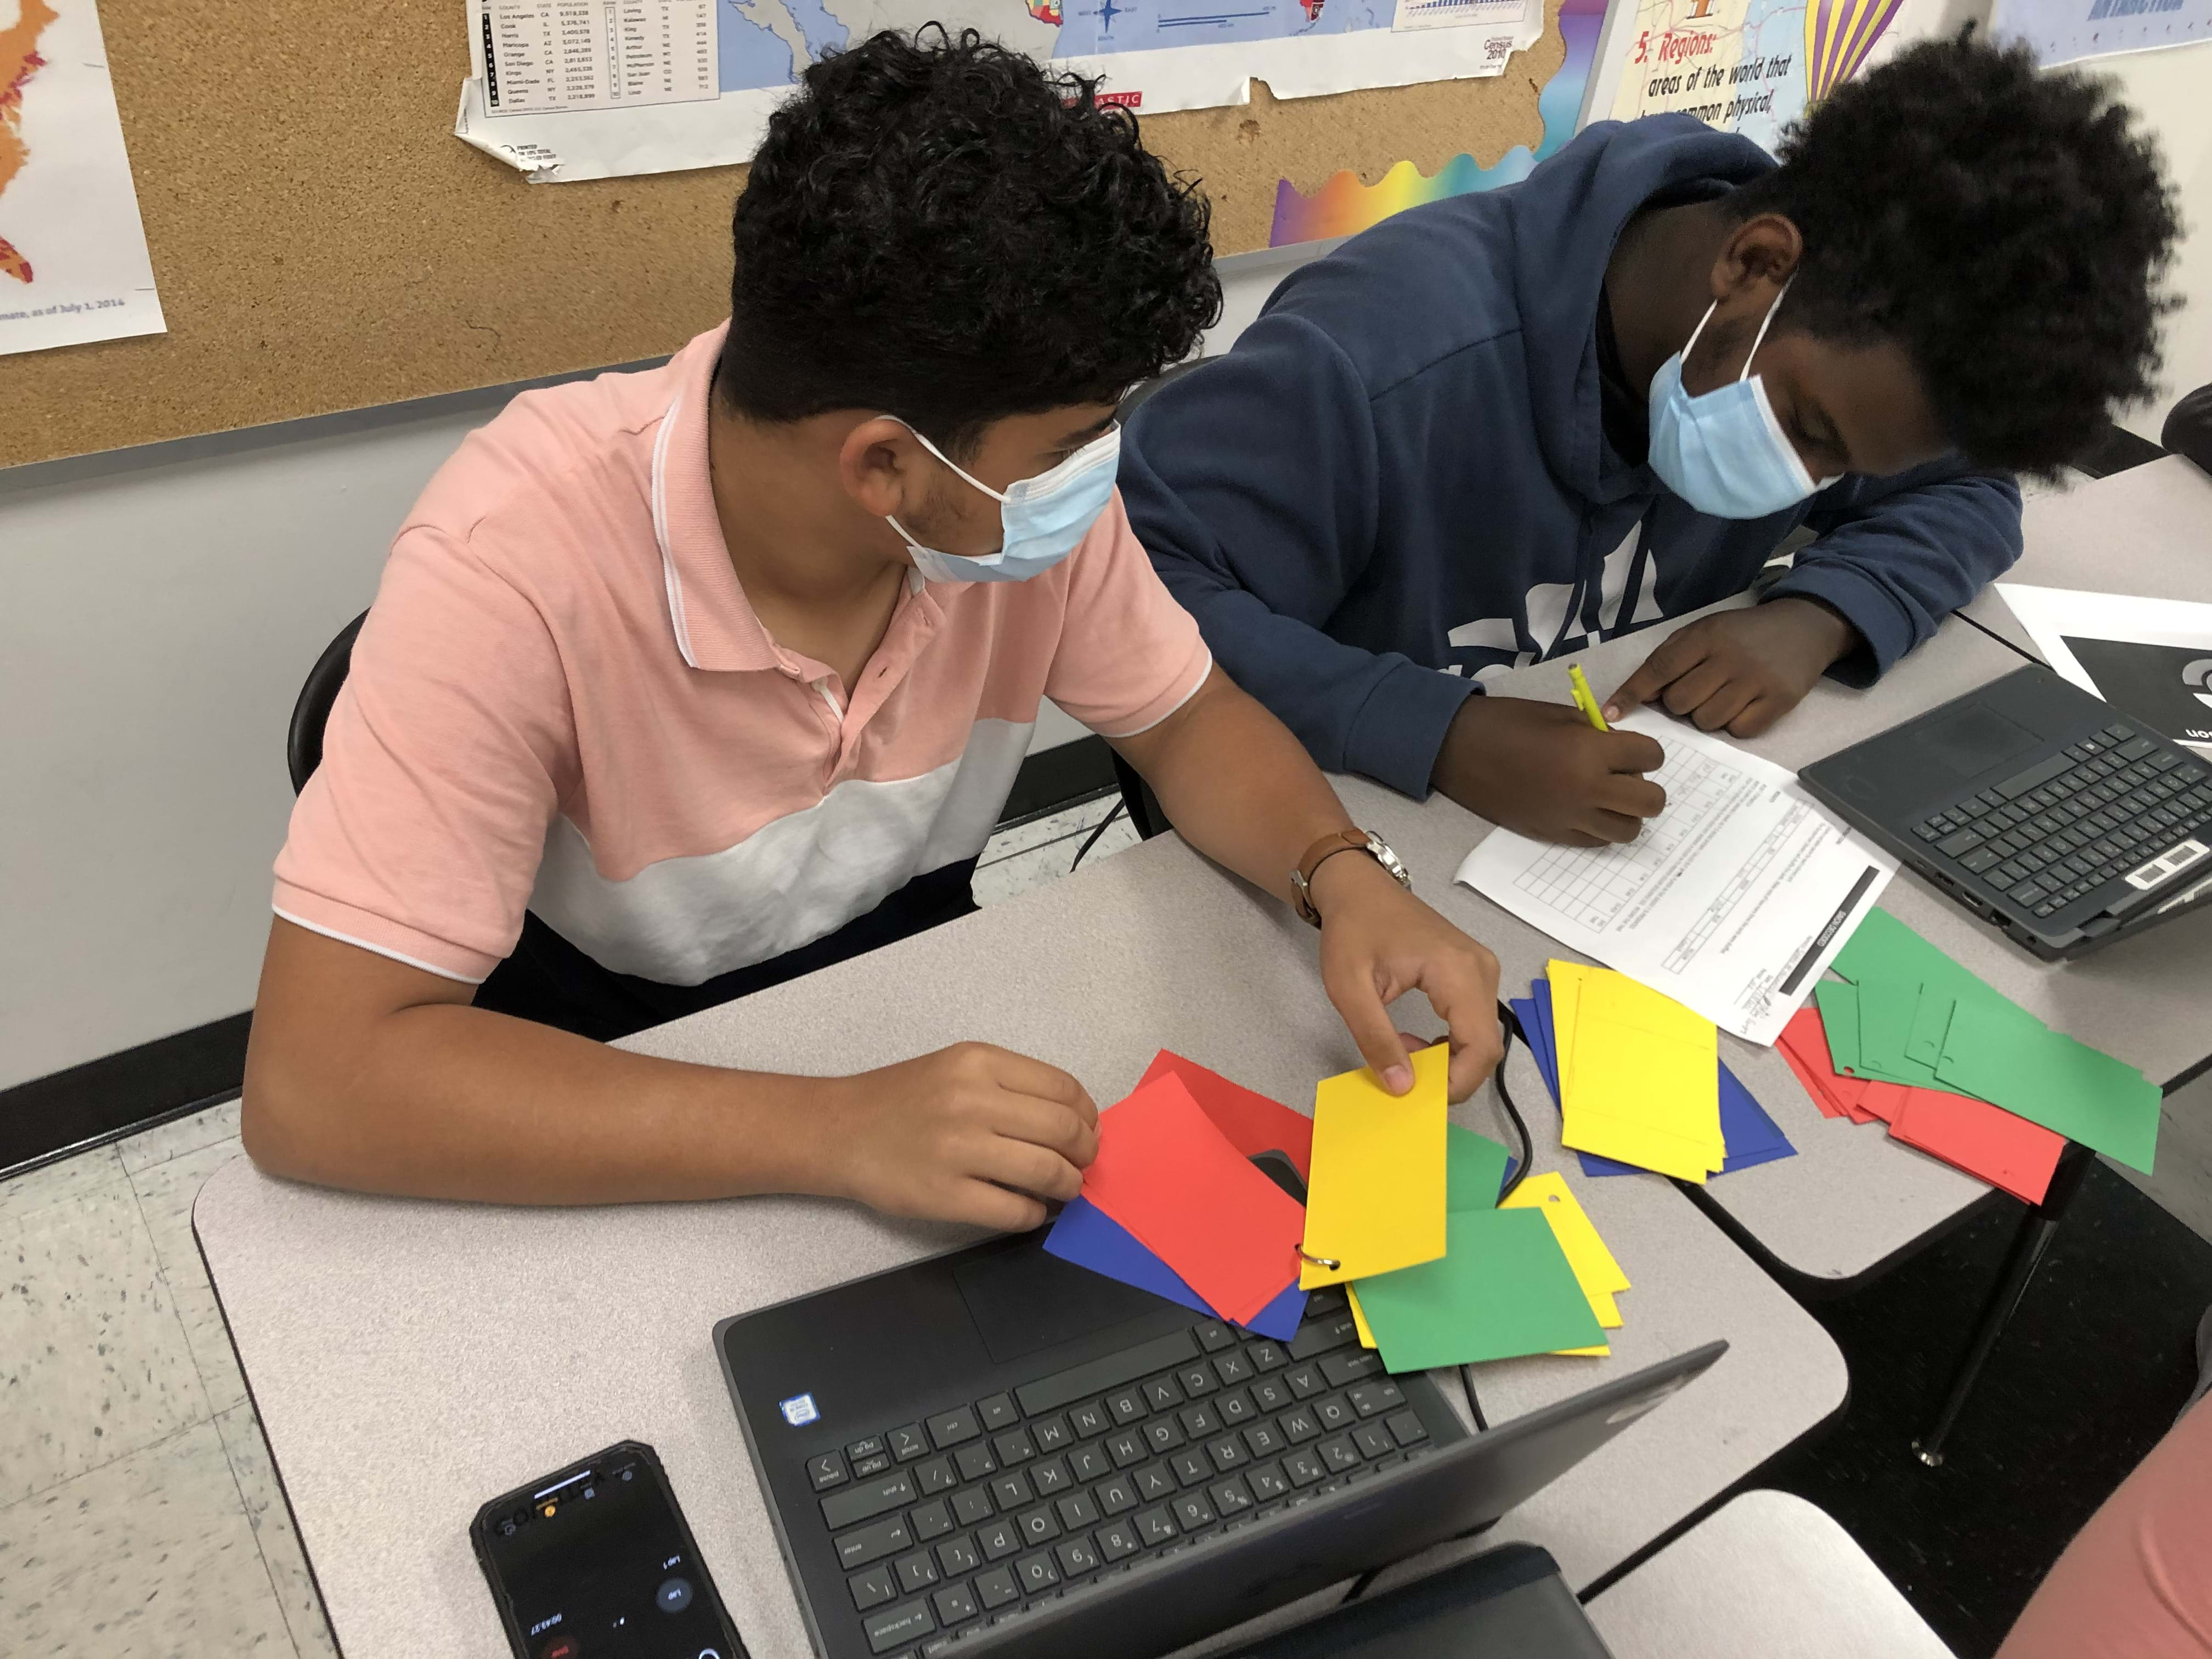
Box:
(1120, 116), (2023, 800)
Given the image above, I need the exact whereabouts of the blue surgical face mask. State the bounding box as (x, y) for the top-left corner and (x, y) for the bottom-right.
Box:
(1648, 283), (1836, 520)
(887, 421), (1121, 584)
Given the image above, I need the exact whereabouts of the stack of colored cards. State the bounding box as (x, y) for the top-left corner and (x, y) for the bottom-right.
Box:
(1301, 1046), (1621, 1372)
(1048, 1044), (1630, 1377)
(1044, 1052), (1317, 1339)
(1343, 1158), (1625, 1370)
(1530, 962), (1724, 1182)
(1775, 911), (2160, 1200)
(1511, 973), (1796, 1181)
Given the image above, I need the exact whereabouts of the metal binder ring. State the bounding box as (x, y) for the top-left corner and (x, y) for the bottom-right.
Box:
(1296, 1246), (1341, 1271)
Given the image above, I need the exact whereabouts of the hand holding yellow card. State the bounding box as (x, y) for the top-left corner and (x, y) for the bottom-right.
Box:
(1299, 1043), (1448, 1288)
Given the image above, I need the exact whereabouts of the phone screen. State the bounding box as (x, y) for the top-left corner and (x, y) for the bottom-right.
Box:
(475, 1443), (740, 1659)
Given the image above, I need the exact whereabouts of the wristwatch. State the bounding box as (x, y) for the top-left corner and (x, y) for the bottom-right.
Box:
(1290, 828), (1412, 926)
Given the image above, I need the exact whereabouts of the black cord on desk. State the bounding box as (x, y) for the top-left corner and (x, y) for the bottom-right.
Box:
(1492, 1000), (1532, 1204)
(1460, 1364), (1489, 1432)
(1467, 1001), (1527, 1431)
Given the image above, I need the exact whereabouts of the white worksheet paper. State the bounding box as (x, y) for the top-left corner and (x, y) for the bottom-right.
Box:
(1454, 712), (1897, 1045)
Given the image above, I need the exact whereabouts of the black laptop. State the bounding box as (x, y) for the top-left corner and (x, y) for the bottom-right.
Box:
(1801, 663), (2212, 961)
(714, 1181), (1723, 1659)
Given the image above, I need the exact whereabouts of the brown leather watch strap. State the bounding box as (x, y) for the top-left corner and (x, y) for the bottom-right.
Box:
(1293, 828), (1373, 924)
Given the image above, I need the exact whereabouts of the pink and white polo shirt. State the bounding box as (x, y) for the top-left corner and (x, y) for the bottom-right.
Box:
(273, 325), (1211, 987)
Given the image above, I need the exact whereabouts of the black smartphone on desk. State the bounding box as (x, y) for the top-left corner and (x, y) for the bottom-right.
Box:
(471, 1439), (746, 1659)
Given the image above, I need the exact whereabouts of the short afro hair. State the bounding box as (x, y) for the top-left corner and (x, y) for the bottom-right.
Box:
(717, 27), (1222, 453)
(1734, 31), (2179, 479)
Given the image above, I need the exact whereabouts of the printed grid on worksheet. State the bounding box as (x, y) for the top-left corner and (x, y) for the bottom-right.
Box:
(1513, 747), (1736, 930)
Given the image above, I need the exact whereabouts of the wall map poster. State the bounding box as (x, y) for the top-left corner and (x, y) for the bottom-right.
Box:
(456, 0), (1545, 182)
(1591, 0), (1905, 154)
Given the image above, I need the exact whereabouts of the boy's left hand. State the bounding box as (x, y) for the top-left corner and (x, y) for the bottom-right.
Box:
(1606, 597), (1860, 737)
(1308, 851), (1503, 1101)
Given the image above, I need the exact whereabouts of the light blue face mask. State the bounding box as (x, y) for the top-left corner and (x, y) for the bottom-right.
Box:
(1648, 283), (1835, 520)
(888, 421), (1121, 584)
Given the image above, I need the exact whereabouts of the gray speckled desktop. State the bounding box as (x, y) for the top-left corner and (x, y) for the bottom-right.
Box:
(191, 550), (2212, 1657)
(195, 819), (1843, 1659)
(1961, 458), (2212, 659)
(1418, 605), (2212, 1287)
(1587, 1491), (1954, 1658)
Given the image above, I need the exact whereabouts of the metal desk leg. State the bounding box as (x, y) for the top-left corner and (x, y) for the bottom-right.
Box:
(1914, 1142), (2097, 1466)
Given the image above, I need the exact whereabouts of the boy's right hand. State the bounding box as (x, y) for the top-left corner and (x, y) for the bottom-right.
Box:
(1432, 696), (1667, 846)
(817, 1042), (1099, 1232)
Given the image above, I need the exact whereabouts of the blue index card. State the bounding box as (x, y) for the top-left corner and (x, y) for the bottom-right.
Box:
(1520, 980), (1796, 1178)
(1042, 1196), (1306, 1341)
(1716, 1062), (1796, 1171)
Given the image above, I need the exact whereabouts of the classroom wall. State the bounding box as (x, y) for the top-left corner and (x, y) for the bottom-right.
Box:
(5, 26), (2205, 1098)
(0, 253), (1312, 1096)
(1861, 6), (2209, 431)
(2097, 42), (2212, 441)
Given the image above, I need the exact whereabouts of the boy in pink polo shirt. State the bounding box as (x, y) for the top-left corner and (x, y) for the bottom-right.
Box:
(245, 29), (1503, 1225)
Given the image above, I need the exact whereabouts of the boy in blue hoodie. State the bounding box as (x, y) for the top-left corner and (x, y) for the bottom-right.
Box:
(1122, 36), (2177, 846)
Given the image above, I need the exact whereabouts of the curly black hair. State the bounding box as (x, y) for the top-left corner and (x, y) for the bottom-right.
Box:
(716, 27), (1222, 453)
(1734, 31), (2179, 478)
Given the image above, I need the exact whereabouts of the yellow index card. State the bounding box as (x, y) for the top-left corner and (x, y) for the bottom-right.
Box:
(1299, 1043), (1448, 1289)
(1347, 1285), (1378, 1350)
(1547, 960), (1598, 1096)
(1560, 966), (1723, 1179)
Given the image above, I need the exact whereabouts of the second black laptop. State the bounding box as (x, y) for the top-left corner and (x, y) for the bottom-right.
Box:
(1801, 663), (2212, 960)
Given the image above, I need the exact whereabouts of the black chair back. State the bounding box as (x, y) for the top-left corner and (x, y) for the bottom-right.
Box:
(287, 611), (368, 794)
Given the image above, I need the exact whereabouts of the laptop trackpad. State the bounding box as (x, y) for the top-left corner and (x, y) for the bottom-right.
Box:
(955, 1243), (1169, 1366)
(1907, 703), (2044, 782)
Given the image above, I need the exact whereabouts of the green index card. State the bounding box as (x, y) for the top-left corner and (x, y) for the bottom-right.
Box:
(1934, 1001), (2161, 1174)
(1905, 989), (1955, 1069)
(1833, 910), (2017, 1021)
(1813, 980), (1863, 1076)
(1853, 977), (1929, 1086)
(1353, 1207), (1606, 1373)
(1446, 1126), (1512, 1213)
(1829, 910), (2041, 1087)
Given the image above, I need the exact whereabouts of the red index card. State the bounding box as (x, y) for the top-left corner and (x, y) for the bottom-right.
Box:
(1779, 1008), (1872, 1121)
(1858, 1081), (1909, 1125)
(1139, 1050), (1314, 1179)
(1080, 1074), (1306, 1327)
(1888, 1087), (2064, 1206)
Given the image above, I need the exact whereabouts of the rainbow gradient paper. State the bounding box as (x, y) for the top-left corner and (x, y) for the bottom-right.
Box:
(1268, 0), (1607, 247)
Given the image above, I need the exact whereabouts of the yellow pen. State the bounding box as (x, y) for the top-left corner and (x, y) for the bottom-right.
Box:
(1567, 664), (1610, 732)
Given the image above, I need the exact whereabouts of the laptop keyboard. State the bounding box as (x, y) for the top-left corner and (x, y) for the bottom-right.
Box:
(1911, 721), (2210, 922)
(800, 1286), (1437, 1657)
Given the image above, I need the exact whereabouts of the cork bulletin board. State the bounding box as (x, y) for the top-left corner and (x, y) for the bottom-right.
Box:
(2, 0), (1564, 469)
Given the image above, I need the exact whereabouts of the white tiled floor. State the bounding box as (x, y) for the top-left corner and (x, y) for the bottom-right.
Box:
(0, 1101), (329, 1657)
(972, 793), (1140, 907)
(0, 801), (1143, 1657)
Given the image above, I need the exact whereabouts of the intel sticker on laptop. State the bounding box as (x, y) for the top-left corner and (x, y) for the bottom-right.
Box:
(780, 1393), (820, 1427)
